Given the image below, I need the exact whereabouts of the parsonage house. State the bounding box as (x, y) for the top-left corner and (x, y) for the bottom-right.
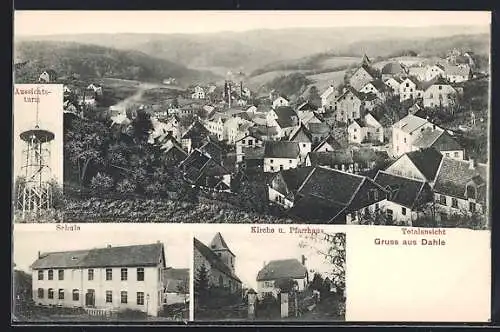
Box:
(193, 233), (242, 295)
(256, 256), (309, 299)
(30, 243), (166, 317)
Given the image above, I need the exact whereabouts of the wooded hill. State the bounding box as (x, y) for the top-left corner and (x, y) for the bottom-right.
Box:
(14, 41), (219, 85)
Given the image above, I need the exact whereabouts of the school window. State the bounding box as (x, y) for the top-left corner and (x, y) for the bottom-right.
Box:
(452, 198), (458, 208)
(469, 202), (476, 213)
(289, 160), (292, 164)
(38, 288), (44, 299)
(137, 292), (145, 305)
(270, 159), (273, 163)
(121, 268), (128, 281)
(302, 144), (306, 147)
(270, 166), (274, 171)
(72, 289), (79, 301)
(402, 207), (407, 216)
(38, 270), (44, 280)
(439, 195), (447, 205)
(48, 270), (54, 280)
(249, 140), (253, 146)
(406, 83), (409, 87)
(105, 290), (113, 303)
(58, 270), (64, 280)
(403, 138), (406, 143)
(106, 269), (112, 281)
(137, 268), (145, 281)
(454, 152), (459, 158)
(121, 291), (128, 304)
(48, 289), (54, 299)
(445, 153), (450, 157)
(88, 269), (94, 281)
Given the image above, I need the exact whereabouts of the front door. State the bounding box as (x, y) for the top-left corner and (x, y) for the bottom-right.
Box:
(85, 289), (95, 307)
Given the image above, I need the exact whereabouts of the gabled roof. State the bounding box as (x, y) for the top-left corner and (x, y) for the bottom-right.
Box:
(336, 86), (363, 102)
(412, 128), (462, 151)
(273, 106), (298, 128)
(271, 166), (315, 199)
(443, 64), (471, 76)
(289, 124), (313, 143)
(199, 140), (224, 161)
(321, 86), (336, 99)
(31, 243), (164, 269)
(313, 135), (343, 152)
(181, 121), (210, 140)
(307, 150), (353, 167)
(209, 232), (235, 257)
(366, 79), (389, 92)
(308, 122), (330, 135)
(393, 114), (431, 134)
(297, 166), (364, 205)
(288, 195), (346, 223)
(264, 141), (300, 159)
(381, 62), (407, 75)
(297, 100), (318, 111)
(374, 171), (431, 209)
(256, 259), (307, 281)
(242, 146), (265, 160)
(434, 158), (487, 203)
(404, 147), (444, 181)
(193, 238), (241, 283)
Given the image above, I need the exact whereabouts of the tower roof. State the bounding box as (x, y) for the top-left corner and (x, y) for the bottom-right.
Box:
(209, 232), (235, 256)
(20, 128), (55, 142)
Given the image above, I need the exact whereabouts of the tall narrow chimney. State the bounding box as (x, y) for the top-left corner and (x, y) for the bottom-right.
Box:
(38, 251), (41, 259)
(301, 255), (306, 266)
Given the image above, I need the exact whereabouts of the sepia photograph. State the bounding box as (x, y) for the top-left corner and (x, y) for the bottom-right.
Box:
(193, 228), (346, 321)
(12, 225), (191, 322)
(13, 84), (64, 223)
(13, 11), (490, 228)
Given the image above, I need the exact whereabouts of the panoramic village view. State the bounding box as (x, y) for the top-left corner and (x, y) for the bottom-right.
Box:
(13, 13), (490, 228)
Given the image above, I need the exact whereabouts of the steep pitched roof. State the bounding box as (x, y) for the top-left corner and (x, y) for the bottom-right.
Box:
(193, 238), (241, 283)
(374, 171), (431, 209)
(405, 147), (444, 181)
(274, 106), (298, 128)
(307, 150), (354, 167)
(337, 86), (363, 102)
(209, 232), (235, 257)
(242, 146), (265, 160)
(393, 114), (431, 134)
(308, 122), (330, 135)
(381, 62), (407, 75)
(297, 166), (364, 205)
(289, 124), (313, 143)
(264, 141), (300, 159)
(256, 259), (307, 281)
(368, 79), (389, 92)
(271, 166), (315, 199)
(412, 128), (462, 151)
(181, 121), (210, 140)
(297, 100), (318, 111)
(313, 135), (343, 151)
(31, 243), (164, 269)
(288, 195), (346, 223)
(320, 86), (336, 99)
(434, 158), (488, 203)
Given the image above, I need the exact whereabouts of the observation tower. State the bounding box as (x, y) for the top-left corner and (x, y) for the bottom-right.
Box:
(17, 93), (54, 219)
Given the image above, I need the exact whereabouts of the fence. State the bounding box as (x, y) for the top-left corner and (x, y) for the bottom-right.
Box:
(85, 307), (113, 318)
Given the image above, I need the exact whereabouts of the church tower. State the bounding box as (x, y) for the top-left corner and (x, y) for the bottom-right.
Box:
(210, 232), (236, 274)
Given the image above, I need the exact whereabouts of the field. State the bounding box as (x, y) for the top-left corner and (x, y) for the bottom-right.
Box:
(306, 70), (348, 92)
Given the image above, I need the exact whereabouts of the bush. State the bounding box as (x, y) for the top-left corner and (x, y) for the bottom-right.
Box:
(90, 172), (114, 195)
(116, 179), (137, 194)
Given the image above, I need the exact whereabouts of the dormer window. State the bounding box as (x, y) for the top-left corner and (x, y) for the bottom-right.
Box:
(466, 184), (476, 200)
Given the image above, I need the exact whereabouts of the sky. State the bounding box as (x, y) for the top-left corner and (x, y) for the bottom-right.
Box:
(13, 84), (63, 185)
(195, 227), (342, 290)
(14, 11), (491, 36)
(13, 224), (192, 273)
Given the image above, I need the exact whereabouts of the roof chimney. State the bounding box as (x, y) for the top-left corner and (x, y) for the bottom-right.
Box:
(301, 255), (307, 266)
(469, 158), (475, 170)
(38, 251), (41, 259)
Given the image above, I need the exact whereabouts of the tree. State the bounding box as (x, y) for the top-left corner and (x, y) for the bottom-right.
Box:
(194, 263), (210, 306)
(274, 277), (298, 294)
(131, 109), (153, 143)
(306, 85), (322, 108)
(65, 118), (109, 190)
(299, 232), (346, 298)
(176, 277), (190, 307)
(309, 273), (325, 291)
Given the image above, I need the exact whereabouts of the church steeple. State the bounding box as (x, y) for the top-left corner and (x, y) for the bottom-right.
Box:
(210, 232), (236, 273)
(361, 54), (371, 66)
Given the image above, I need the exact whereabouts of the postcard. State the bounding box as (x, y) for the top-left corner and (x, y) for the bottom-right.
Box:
(11, 10), (492, 324)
